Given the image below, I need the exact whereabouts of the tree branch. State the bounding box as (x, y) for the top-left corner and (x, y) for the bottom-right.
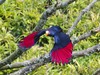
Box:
(0, 54), (51, 70)
(67, 0), (97, 35)
(92, 69), (100, 75)
(0, 26), (99, 70)
(72, 26), (100, 44)
(34, 0), (76, 31)
(9, 44), (100, 75)
(0, 48), (28, 68)
(72, 44), (100, 57)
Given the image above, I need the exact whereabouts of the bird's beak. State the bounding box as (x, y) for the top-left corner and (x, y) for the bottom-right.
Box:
(45, 30), (50, 36)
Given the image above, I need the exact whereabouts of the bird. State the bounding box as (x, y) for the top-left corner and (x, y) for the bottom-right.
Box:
(45, 26), (73, 64)
(18, 26), (73, 64)
(18, 30), (45, 49)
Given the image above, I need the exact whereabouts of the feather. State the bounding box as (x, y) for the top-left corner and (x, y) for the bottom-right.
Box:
(19, 30), (45, 49)
(19, 32), (38, 49)
(51, 42), (73, 64)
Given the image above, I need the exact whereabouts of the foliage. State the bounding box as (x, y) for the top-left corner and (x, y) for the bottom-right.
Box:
(0, 0), (100, 75)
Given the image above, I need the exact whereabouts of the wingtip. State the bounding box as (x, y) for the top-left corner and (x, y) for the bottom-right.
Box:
(18, 32), (38, 49)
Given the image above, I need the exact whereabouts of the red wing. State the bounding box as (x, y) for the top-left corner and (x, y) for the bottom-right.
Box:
(19, 32), (38, 49)
(50, 42), (73, 64)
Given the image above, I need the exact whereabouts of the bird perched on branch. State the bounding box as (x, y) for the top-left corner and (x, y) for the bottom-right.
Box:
(18, 30), (45, 49)
(46, 26), (73, 64)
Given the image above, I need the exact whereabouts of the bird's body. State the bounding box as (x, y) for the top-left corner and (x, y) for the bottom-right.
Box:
(46, 26), (73, 64)
(52, 32), (71, 51)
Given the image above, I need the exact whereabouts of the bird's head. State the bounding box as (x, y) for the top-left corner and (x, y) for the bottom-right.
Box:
(45, 26), (62, 36)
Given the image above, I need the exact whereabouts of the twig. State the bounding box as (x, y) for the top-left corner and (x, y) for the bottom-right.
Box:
(92, 69), (100, 75)
(72, 44), (100, 57)
(72, 26), (100, 44)
(0, 48), (26, 68)
(67, 0), (97, 35)
(34, 0), (76, 31)
(9, 44), (100, 75)
(9, 54), (50, 75)
(0, 26), (99, 70)
(0, 54), (50, 70)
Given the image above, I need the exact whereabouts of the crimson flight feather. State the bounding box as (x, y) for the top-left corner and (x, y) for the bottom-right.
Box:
(19, 30), (45, 49)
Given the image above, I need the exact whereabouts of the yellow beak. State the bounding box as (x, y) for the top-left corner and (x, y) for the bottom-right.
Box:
(45, 31), (50, 36)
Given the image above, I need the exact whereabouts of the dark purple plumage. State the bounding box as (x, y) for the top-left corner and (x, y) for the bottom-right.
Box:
(46, 26), (73, 64)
